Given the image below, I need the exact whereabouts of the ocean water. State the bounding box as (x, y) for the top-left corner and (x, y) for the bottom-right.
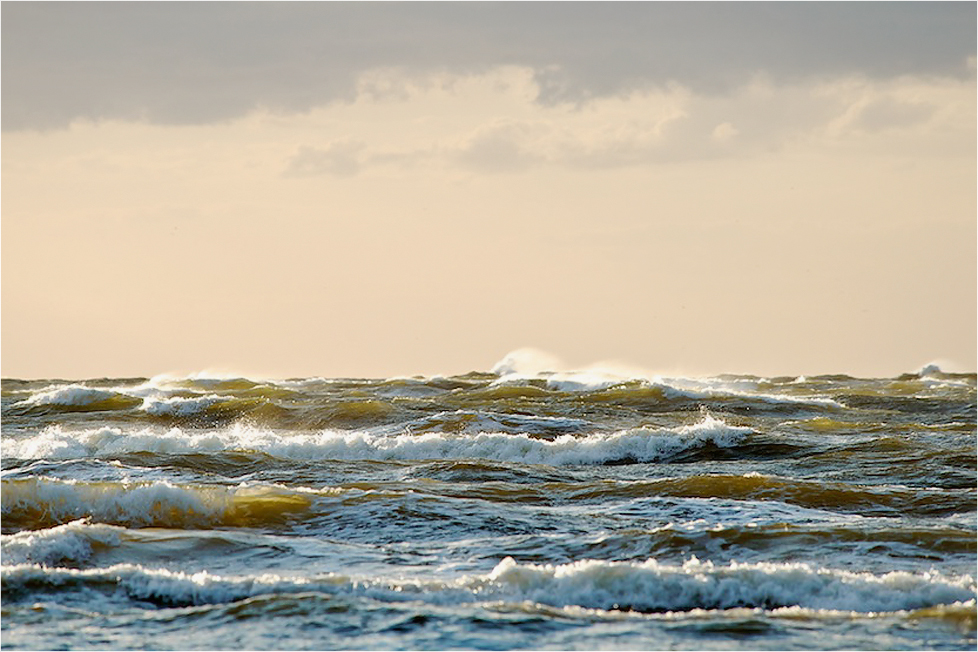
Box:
(1, 356), (975, 650)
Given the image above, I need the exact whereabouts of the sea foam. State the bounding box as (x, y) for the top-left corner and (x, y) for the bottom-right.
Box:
(4, 415), (751, 464)
(2, 557), (973, 615)
(472, 557), (976, 613)
(139, 394), (237, 416)
(1, 478), (319, 529)
(20, 385), (127, 408)
(488, 349), (843, 407)
(0, 520), (123, 566)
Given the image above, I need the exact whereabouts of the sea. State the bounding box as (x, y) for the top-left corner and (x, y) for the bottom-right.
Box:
(2, 353), (975, 651)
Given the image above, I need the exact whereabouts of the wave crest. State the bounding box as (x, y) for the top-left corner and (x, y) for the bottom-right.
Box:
(476, 556), (976, 613)
(0, 520), (123, 566)
(3, 557), (973, 615)
(3, 415), (751, 465)
(1, 478), (317, 530)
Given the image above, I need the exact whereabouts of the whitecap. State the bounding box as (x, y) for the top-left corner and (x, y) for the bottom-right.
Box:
(20, 385), (119, 408)
(3, 416), (751, 465)
(469, 556), (977, 612)
(139, 394), (236, 417)
(0, 520), (123, 566)
(3, 557), (973, 614)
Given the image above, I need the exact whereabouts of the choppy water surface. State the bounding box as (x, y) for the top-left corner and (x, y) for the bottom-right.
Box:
(2, 359), (975, 650)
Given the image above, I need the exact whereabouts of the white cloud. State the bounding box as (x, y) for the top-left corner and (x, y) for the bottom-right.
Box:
(277, 68), (975, 178)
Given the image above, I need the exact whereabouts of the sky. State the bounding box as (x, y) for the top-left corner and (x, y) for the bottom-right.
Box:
(2, 2), (976, 380)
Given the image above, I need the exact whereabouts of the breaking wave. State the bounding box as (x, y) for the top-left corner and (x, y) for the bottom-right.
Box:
(1, 478), (320, 530)
(3, 556), (973, 615)
(18, 385), (142, 412)
(0, 520), (124, 566)
(3, 415), (751, 465)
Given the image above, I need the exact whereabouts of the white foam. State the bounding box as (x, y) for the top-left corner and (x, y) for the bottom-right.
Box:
(1, 478), (324, 528)
(0, 520), (123, 566)
(398, 410), (591, 436)
(3, 416), (751, 464)
(489, 354), (843, 407)
(2, 478), (230, 526)
(3, 557), (973, 614)
(0, 563), (312, 606)
(543, 372), (630, 392)
(139, 394), (236, 416)
(918, 363), (945, 378)
(1, 425), (232, 459)
(490, 349), (630, 391)
(16, 380), (240, 414)
(472, 557), (976, 613)
(20, 385), (119, 407)
(491, 348), (565, 376)
(658, 377), (843, 408)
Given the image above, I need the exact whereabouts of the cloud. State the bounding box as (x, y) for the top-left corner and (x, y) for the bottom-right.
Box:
(820, 76), (973, 148)
(2, 3), (974, 131)
(284, 142), (365, 178)
(846, 98), (937, 134)
(274, 68), (974, 178)
(712, 122), (740, 142)
(454, 120), (542, 173)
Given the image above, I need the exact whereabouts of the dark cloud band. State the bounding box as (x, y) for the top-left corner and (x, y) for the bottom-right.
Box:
(3, 2), (974, 131)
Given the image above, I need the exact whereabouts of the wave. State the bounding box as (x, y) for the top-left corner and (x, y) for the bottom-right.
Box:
(2, 415), (751, 464)
(8, 378), (295, 418)
(474, 557), (976, 613)
(0, 520), (124, 566)
(1, 478), (321, 530)
(574, 473), (975, 517)
(4, 473), (969, 561)
(138, 394), (242, 417)
(5, 515), (973, 583)
(20, 384), (112, 407)
(3, 557), (973, 615)
(396, 410), (593, 436)
(3, 425), (235, 459)
(487, 374), (846, 412)
(661, 379), (844, 409)
(523, 521), (978, 569)
(16, 384), (142, 412)
(487, 350), (846, 408)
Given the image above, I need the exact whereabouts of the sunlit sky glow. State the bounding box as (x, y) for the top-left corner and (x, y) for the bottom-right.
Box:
(2, 2), (975, 379)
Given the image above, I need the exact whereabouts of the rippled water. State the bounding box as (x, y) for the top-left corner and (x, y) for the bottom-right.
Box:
(2, 360), (975, 650)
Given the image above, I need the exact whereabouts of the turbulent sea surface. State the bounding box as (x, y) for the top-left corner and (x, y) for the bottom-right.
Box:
(2, 357), (976, 650)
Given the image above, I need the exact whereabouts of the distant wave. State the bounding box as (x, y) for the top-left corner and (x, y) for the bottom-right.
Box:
(139, 394), (241, 416)
(21, 385), (119, 407)
(488, 349), (846, 407)
(18, 384), (142, 412)
(394, 410), (594, 436)
(28, 370), (970, 428)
